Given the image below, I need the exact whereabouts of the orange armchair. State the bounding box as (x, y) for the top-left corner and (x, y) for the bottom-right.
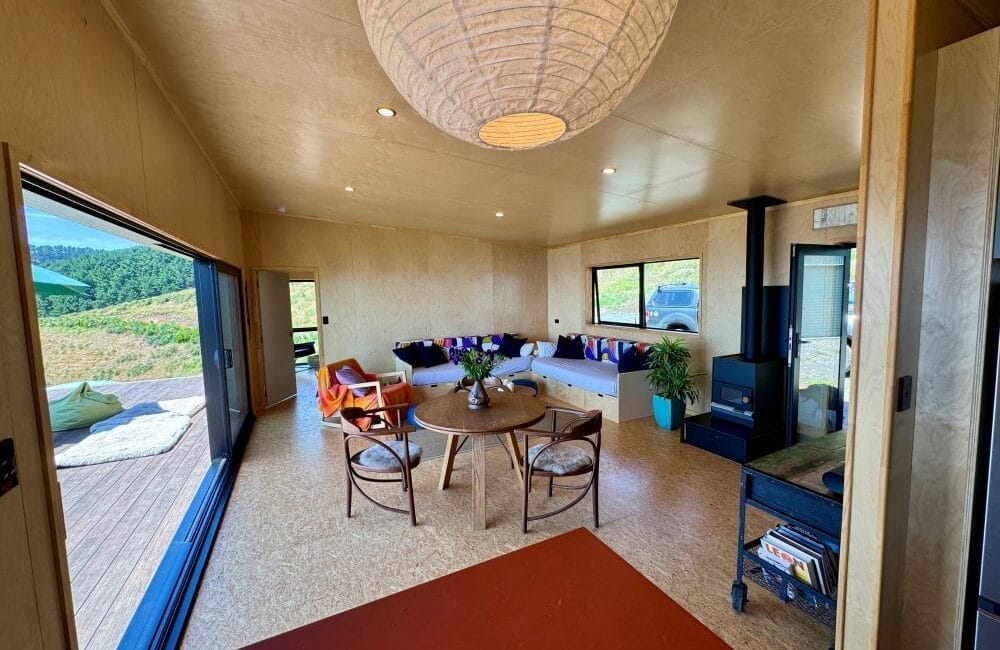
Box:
(317, 358), (412, 426)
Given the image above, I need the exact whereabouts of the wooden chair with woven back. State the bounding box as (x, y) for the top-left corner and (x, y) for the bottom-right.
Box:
(516, 407), (602, 533)
(340, 403), (421, 526)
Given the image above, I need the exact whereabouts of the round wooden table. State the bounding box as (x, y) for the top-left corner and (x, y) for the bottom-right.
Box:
(414, 390), (546, 530)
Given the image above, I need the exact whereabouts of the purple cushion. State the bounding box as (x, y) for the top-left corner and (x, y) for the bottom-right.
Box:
(336, 366), (372, 397)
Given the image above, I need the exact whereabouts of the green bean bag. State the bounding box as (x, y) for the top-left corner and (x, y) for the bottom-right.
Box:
(48, 382), (123, 432)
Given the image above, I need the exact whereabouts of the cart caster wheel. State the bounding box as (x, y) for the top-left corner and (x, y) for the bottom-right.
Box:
(731, 581), (747, 612)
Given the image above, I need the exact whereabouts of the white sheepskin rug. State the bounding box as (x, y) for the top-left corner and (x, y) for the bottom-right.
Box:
(55, 396), (206, 468)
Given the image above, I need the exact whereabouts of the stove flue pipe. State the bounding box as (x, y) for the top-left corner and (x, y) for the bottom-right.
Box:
(727, 195), (786, 361)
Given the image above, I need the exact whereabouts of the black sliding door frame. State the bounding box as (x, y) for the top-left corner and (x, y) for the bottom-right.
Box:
(124, 259), (253, 649)
(19, 172), (254, 649)
(785, 243), (853, 446)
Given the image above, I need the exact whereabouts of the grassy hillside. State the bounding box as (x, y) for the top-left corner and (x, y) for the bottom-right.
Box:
(39, 282), (318, 386)
(39, 288), (202, 386)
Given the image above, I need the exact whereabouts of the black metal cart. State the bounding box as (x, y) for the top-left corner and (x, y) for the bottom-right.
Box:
(732, 432), (845, 642)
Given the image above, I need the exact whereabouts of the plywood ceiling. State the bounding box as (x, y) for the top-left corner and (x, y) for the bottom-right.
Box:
(104, 0), (867, 246)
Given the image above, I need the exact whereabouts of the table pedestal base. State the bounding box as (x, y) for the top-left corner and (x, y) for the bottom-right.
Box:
(437, 432), (524, 530)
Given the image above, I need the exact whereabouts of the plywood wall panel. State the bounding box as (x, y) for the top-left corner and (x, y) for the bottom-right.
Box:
(427, 235), (494, 339)
(492, 243), (548, 341)
(350, 226), (432, 370)
(899, 28), (1000, 649)
(0, 0), (241, 265)
(765, 192), (859, 285)
(1, 0), (147, 218)
(243, 212), (548, 384)
(136, 67), (199, 242)
(546, 245), (584, 340)
(544, 192), (858, 414)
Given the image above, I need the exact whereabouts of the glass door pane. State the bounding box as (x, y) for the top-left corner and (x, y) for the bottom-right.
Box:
(787, 245), (852, 441)
(217, 271), (248, 444)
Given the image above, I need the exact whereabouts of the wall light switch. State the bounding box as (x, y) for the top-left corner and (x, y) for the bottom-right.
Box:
(554, 318), (560, 324)
(322, 316), (329, 325)
(0, 438), (18, 498)
(896, 375), (913, 412)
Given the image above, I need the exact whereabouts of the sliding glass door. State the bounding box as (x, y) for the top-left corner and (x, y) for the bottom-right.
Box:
(218, 271), (249, 445)
(194, 261), (251, 459)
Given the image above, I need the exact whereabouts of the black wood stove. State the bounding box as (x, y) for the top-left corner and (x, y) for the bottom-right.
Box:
(682, 196), (789, 463)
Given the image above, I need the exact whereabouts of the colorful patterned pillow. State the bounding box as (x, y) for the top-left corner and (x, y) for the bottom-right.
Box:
(583, 336), (601, 361)
(605, 339), (622, 364)
(481, 334), (503, 351)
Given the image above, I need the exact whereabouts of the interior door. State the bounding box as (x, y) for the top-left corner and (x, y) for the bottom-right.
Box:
(0, 145), (75, 646)
(786, 244), (853, 443)
(257, 270), (296, 407)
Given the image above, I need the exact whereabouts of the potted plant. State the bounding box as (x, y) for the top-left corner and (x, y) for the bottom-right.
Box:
(646, 336), (702, 430)
(451, 347), (506, 409)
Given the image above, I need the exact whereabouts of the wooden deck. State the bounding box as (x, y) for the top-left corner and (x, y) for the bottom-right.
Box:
(49, 376), (211, 649)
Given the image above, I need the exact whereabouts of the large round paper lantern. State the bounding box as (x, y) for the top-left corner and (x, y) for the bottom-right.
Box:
(358, 1), (678, 150)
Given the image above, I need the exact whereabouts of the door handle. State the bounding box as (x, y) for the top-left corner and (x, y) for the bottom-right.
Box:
(223, 349), (234, 369)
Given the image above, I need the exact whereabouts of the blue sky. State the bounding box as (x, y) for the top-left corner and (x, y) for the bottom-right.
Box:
(25, 206), (137, 250)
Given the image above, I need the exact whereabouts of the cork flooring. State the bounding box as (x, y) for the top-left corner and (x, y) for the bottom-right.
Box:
(182, 374), (831, 648)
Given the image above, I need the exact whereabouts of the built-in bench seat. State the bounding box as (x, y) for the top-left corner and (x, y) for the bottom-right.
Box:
(531, 334), (654, 423)
(392, 332), (654, 422)
(530, 357), (619, 396)
(394, 333), (534, 400)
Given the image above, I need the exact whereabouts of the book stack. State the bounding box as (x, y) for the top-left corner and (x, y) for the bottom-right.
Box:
(756, 524), (838, 597)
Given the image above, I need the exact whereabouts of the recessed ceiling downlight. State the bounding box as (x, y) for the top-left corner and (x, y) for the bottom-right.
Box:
(344, 186), (356, 192)
(495, 211), (504, 218)
(602, 166), (617, 175)
(376, 106), (397, 117)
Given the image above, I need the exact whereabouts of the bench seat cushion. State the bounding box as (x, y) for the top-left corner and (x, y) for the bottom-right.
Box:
(531, 357), (619, 397)
(410, 356), (533, 386)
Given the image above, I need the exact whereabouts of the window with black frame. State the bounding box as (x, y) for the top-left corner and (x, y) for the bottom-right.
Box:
(592, 258), (701, 333)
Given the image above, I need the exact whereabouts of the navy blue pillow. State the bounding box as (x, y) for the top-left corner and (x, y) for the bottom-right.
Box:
(553, 335), (584, 359)
(392, 345), (423, 368)
(418, 343), (447, 368)
(617, 346), (638, 372)
(498, 333), (526, 358)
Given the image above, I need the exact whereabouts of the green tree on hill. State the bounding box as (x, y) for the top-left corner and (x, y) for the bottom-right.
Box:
(33, 245), (195, 317)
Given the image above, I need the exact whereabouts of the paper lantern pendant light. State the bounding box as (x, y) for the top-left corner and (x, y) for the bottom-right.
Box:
(358, 1), (679, 150)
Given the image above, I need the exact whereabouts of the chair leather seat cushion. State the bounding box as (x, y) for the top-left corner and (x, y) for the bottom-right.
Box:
(356, 440), (422, 470)
(527, 443), (593, 475)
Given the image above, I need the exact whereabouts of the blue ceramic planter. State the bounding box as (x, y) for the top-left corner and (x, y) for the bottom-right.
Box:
(652, 395), (686, 430)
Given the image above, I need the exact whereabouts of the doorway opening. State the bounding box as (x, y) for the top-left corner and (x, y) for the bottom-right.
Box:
(18, 173), (251, 648)
(290, 279), (320, 372)
(255, 270), (322, 408)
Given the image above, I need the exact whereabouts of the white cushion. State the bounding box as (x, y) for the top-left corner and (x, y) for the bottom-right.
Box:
(536, 341), (556, 357)
(519, 342), (535, 357)
(357, 440), (421, 471)
(527, 443), (593, 475)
